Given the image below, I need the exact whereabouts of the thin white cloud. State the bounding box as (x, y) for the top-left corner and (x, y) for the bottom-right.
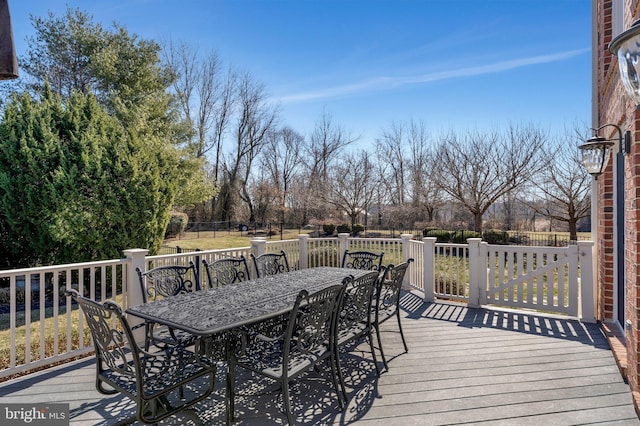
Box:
(277, 48), (589, 104)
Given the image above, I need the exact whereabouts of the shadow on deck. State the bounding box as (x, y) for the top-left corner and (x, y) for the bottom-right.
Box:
(0, 291), (638, 425)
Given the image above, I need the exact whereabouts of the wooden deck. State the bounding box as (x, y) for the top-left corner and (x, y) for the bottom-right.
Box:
(1, 291), (639, 425)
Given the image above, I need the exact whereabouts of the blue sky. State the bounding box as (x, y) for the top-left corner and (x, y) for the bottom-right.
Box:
(7, 0), (591, 145)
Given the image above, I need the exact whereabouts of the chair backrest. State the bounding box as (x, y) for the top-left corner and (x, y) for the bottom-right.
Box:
(376, 259), (413, 313)
(283, 284), (344, 364)
(202, 256), (251, 288)
(341, 250), (384, 271)
(251, 250), (290, 278)
(65, 289), (141, 379)
(338, 270), (381, 333)
(136, 262), (199, 303)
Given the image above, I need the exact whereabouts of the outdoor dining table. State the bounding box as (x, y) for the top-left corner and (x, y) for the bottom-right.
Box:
(125, 266), (372, 424)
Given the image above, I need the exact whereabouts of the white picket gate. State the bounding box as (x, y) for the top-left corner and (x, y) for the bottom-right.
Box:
(419, 238), (595, 321)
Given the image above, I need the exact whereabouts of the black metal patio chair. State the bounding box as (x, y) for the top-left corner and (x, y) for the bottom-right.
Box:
(250, 250), (290, 278)
(341, 250), (384, 271)
(137, 263), (200, 303)
(202, 256), (251, 288)
(373, 259), (413, 370)
(65, 289), (216, 425)
(334, 270), (382, 404)
(230, 283), (346, 425)
(136, 263), (200, 349)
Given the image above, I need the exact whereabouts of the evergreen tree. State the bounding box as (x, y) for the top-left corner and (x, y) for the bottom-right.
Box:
(0, 86), (180, 267)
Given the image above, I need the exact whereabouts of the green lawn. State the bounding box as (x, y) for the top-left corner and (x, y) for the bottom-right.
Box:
(164, 228), (313, 250)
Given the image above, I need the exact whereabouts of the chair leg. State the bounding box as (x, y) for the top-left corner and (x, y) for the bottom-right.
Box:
(367, 332), (380, 377)
(375, 324), (389, 371)
(329, 354), (345, 409)
(227, 362), (236, 424)
(282, 381), (294, 425)
(397, 312), (408, 353)
(96, 377), (119, 395)
(334, 347), (348, 405)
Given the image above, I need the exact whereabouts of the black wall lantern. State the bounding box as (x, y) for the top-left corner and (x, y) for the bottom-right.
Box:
(578, 124), (630, 179)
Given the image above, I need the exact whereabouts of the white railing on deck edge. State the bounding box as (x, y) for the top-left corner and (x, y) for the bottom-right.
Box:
(0, 234), (594, 379)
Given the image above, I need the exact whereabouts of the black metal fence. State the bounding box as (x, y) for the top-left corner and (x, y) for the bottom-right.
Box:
(504, 231), (591, 247)
(163, 222), (591, 251)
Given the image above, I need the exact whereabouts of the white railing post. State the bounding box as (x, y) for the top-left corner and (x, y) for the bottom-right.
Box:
(123, 248), (148, 342)
(480, 241), (488, 303)
(400, 233), (413, 289)
(423, 237), (436, 302)
(251, 237), (267, 257)
(298, 234), (309, 269)
(467, 238), (482, 308)
(338, 233), (350, 264)
(578, 241), (596, 323)
(400, 233), (413, 263)
(123, 248), (148, 309)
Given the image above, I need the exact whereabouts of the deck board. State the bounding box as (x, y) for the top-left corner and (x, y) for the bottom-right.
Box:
(0, 291), (638, 425)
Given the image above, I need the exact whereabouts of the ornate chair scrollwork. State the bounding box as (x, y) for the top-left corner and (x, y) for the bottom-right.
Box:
(137, 263), (200, 302)
(250, 250), (290, 278)
(341, 250), (384, 271)
(202, 256), (251, 288)
(65, 289), (216, 425)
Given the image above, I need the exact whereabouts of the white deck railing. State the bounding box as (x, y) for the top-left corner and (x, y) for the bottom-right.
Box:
(0, 234), (595, 379)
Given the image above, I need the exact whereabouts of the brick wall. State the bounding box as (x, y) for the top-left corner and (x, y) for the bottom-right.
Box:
(597, 0), (640, 395)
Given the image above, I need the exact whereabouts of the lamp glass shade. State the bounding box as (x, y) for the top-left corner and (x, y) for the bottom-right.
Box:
(610, 20), (640, 105)
(578, 139), (614, 176)
(615, 37), (640, 105)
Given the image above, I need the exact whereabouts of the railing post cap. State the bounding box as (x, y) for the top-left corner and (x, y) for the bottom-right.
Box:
(123, 248), (148, 257)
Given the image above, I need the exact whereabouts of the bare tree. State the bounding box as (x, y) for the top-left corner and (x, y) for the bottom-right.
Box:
(162, 40), (236, 221)
(524, 134), (591, 240)
(162, 41), (235, 161)
(260, 127), (304, 224)
(303, 111), (357, 185)
(376, 119), (444, 225)
(325, 150), (377, 226)
(221, 73), (278, 223)
(406, 120), (443, 223)
(376, 121), (407, 205)
(248, 174), (280, 225)
(368, 154), (392, 227)
(298, 112), (357, 224)
(434, 124), (546, 232)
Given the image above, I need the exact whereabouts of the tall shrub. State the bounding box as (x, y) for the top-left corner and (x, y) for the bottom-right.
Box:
(351, 224), (364, 235)
(322, 224), (335, 235)
(451, 230), (482, 244)
(483, 229), (509, 244)
(424, 229), (452, 243)
(165, 212), (189, 238)
(0, 88), (180, 267)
